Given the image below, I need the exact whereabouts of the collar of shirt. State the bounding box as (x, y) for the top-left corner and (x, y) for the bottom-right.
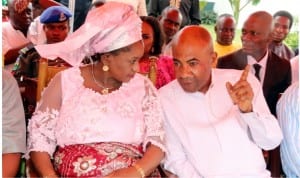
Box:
(247, 51), (268, 84)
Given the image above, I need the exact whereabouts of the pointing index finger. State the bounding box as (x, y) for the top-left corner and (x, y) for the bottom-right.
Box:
(240, 65), (250, 81)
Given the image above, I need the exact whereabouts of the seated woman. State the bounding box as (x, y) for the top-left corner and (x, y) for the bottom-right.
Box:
(26, 2), (166, 177)
(139, 16), (175, 89)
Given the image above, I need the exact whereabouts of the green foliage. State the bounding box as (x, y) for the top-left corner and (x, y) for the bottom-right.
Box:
(2, 0), (7, 6)
(199, 1), (217, 25)
(199, 1), (207, 11)
(284, 31), (299, 51)
(200, 11), (217, 25)
(251, 0), (261, 6)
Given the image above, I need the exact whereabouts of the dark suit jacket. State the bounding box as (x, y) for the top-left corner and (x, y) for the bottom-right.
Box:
(148, 0), (201, 27)
(217, 49), (291, 116)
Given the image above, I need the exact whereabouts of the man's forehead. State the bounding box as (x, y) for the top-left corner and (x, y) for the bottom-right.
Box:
(166, 11), (181, 20)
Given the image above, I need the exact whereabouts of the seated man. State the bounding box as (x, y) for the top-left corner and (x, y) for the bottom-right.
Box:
(2, 0), (33, 69)
(13, 5), (72, 79)
(159, 25), (283, 177)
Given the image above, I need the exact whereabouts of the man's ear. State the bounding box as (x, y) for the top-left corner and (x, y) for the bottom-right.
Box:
(211, 51), (218, 65)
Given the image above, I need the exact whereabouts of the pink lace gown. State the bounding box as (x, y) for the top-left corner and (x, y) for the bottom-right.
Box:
(139, 55), (175, 89)
(26, 67), (166, 177)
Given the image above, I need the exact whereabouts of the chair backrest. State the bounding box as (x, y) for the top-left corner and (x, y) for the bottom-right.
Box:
(36, 58), (69, 101)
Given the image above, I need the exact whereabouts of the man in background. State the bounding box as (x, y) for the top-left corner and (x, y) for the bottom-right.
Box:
(13, 5), (72, 79)
(269, 10), (295, 60)
(2, 0), (33, 67)
(12, 5), (72, 123)
(213, 13), (241, 68)
(148, 0), (200, 27)
(159, 6), (182, 45)
(217, 11), (291, 177)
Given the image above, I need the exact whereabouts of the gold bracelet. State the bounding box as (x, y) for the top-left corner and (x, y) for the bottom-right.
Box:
(132, 163), (145, 178)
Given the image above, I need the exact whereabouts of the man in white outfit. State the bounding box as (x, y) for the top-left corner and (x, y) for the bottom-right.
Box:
(159, 25), (283, 178)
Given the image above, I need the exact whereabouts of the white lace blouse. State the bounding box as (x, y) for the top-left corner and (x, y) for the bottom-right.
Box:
(26, 67), (166, 158)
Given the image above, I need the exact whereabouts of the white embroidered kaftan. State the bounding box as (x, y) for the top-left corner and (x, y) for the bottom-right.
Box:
(159, 68), (283, 178)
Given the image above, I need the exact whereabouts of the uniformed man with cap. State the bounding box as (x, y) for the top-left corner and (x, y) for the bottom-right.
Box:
(12, 5), (72, 121)
(13, 5), (72, 78)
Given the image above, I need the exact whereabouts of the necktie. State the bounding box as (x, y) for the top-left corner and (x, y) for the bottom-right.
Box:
(253, 64), (261, 81)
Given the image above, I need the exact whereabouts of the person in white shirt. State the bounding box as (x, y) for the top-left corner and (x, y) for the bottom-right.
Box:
(159, 25), (283, 178)
(276, 82), (299, 177)
(2, 0), (33, 67)
(2, 69), (26, 177)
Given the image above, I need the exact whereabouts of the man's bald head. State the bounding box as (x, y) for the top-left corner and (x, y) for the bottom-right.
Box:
(171, 25), (214, 55)
(241, 11), (272, 60)
(246, 11), (273, 34)
(170, 25), (216, 93)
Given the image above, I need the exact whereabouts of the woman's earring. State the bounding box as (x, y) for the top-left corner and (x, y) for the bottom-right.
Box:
(102, 65), (109, 72)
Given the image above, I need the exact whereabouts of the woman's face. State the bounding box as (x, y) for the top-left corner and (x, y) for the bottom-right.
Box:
(142, 21), (154, 56)
(107, 40), (144, 82)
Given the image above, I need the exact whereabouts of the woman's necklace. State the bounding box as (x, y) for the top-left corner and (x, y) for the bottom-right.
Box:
(91, 63), (113, 94)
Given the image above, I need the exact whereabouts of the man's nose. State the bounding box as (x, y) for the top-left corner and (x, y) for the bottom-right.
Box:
(179, 65), (192, 77)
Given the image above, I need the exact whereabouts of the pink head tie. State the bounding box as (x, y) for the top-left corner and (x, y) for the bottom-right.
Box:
(35, 2), (142, 67)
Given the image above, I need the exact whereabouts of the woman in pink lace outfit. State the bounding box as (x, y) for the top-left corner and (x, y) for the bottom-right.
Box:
(26, 2), (165, 177)
(139, 16), (175, 89)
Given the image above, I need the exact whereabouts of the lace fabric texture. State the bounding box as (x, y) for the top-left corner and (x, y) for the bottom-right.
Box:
(26, 67), (166, 158)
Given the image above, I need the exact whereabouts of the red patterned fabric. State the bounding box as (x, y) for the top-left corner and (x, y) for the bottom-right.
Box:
(54, 142), (161, 177)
